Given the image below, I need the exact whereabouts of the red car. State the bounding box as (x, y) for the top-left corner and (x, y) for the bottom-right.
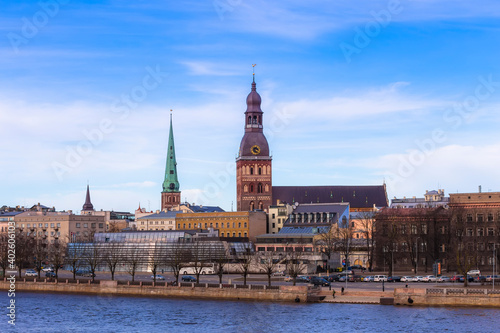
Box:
(450, 275), (463, 282)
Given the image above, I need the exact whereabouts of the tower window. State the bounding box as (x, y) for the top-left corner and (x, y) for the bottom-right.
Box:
(250, 167), (254, 175)
(248, 116), (251, 125)
(258, 167), (262, 175)
(250, 184), (254, 193)
(257, 183), (263, 193)
(253, 116), (257, 124)
(170, 170), (174, 174)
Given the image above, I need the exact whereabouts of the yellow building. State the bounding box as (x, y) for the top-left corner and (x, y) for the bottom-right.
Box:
(176, 211), (266, 242)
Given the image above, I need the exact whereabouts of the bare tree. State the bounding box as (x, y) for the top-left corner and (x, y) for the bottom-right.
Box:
(337, 218), (354, 270)
(126, 245), (145, 282)
(189, 241), (206, 283)
(317, 226), (337, 274)
(0, 233), (9, 278)
(237, 243), (254, 286)
(82, 242), (101, 282)
(149, 243), (165, 283)
(166, 241), (189, 284)
(213, 250), (228, 284)
(258, 251), (280, 287)
(359, 211), (376, 271)
(65, 242), (83, 280)
(15, 231), (32, 278)
(102, 242), (123, 281)
(450, 207), (475, 287)
(286, 250), (307, 286)
(32, 235), (49, 278)
(48, 239), (66, 279)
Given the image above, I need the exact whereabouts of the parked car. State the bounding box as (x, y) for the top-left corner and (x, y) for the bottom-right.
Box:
(422, 275), (437, 282)
(485, 275), (500, 282)
(310, 277), (330, 287)
(387, 276), (401, 282)
(351, 275), (363, 282)
(284, 276), (293, 282)
(438, 276), (451, 283)
(415, 276), (425, 282)
(373, 275), (388, 282)
(181, 275), (197, 282)
(272, 271), (285, 276)
(467, 269), (481, 276)
(348, 265), (364, 270)
(327, 274), (340, 282)
(25, 269), (37, 277)
(363, 275), (374, 282)
(473, 276), (486, 283)
(400, 276), (412, 282)
(296, 276), (310, 283)
(75, 270), (95, 277)
(151, 275), (165, 280)
(42, 267), (54, 272)
(45, 271), (56, 278)
(450, 275), (463, 282)
(459, 275), (474, 283)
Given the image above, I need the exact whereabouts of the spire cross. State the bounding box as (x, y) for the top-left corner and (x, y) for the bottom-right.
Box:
(252, 64), (256, 82)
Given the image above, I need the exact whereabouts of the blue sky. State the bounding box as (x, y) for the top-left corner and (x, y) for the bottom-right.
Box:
(1, 0), (500, 213)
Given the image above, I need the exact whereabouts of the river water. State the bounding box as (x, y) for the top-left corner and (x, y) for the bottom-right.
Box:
(2, 292), (500, 332)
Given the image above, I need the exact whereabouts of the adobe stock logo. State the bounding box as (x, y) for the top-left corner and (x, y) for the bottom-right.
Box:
(6, 0), (70, 53)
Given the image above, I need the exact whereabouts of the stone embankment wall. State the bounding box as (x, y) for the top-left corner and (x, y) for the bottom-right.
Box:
(0, 279), (309, 303)
(394, 287), (500, 307)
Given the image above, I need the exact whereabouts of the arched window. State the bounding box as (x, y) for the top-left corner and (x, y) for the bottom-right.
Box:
(249, 201), (255, 210)
(250, 184), (254, 193)
(258, 167), (262, 175)
(168, 196), (171, 203)
(257, 183), (263, 193)
(248, 116), (251, 125)
(258, 201), (263, 210)
(253, 116), (257, 124)
(265, 184), (270, 192)
(244, 185), (248, 193)
(250, 167), (254, 175)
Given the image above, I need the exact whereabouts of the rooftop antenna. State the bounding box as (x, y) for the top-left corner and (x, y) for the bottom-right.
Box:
(231, 201), (234, 212)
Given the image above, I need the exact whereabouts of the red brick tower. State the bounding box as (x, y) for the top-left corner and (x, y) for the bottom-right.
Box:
(236, 76), (272, 212)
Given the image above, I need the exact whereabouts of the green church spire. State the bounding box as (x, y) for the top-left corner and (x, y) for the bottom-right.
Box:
(162, 112), (180, 193)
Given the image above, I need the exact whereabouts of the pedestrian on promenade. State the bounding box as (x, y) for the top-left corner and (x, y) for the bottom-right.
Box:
(332, 289), (336, 299)
(341, 287), (344, 295)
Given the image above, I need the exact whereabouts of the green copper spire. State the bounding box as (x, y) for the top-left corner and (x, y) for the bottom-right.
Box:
(162, 112), (180, 193)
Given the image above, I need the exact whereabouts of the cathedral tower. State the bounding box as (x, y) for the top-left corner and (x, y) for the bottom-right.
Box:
(161, 113), (181, 210)
(236, 76), (272, 212)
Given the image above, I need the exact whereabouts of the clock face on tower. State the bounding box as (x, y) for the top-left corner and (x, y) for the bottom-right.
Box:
(169, 183), (175, 190)
(251, 145), (261, 155)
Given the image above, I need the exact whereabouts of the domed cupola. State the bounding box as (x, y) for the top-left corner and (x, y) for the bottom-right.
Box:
(238, 78), (270, 158)
(246, 81), (262, 112)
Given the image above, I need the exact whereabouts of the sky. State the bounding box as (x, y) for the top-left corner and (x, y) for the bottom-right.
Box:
(1, 0), (500, 213)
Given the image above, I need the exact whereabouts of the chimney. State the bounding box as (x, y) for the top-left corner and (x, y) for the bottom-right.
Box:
(479, 185), (482, 193)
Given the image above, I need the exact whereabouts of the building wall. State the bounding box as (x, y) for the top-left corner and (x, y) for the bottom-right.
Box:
(268, 205), (290, 234)
(14, 212), (106, 243)
(175, 211), (267, 242)
(236, 159), (272, 212)
(137, 216), (176, 231)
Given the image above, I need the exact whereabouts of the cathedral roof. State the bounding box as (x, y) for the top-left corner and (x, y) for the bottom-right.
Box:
(272, 185), (388, 209)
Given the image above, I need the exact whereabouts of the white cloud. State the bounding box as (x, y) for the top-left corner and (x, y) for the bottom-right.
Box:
(376, 143), (500, 197)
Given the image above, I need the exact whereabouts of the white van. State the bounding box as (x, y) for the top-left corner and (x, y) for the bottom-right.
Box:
(467, 269), (481, 276)
(373, 275), (388, 282)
